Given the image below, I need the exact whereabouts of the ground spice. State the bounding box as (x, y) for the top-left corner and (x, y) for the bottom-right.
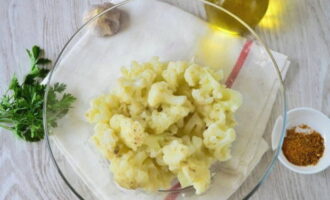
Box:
(282, 124), (325, 166)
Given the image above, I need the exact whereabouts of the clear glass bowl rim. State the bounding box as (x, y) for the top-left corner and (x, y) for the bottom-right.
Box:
(42, 0), (288, 199)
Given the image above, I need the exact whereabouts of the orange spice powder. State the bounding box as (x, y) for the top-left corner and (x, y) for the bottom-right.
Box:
(282, 124), (325, 166)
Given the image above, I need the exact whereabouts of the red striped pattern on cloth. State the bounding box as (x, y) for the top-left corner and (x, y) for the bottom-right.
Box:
(164, 39), (254, 200)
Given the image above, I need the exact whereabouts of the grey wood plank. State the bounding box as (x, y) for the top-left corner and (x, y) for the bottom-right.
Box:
(0, 0), (329, 200)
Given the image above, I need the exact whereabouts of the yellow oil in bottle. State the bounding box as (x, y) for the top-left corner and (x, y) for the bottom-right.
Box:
(206, 0), (269, 34)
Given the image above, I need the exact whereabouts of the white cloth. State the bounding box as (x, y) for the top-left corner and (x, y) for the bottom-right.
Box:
(49, 0), (290, 199)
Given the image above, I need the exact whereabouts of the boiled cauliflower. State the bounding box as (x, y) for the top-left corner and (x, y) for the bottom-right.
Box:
(110, 114), (147, 151)
(203, 123), (236, 161)
(85, 94), (120, 123)
(148, 104), (192, 134)
(91, 122), (118, 159)
(162, 61), (188, 89)
(177, 158), (211, 194)
(110, 151), (174, 191)
(163, 139), (190, 170)
(148, 81), (187, 107)
(86, 58), (242, 194)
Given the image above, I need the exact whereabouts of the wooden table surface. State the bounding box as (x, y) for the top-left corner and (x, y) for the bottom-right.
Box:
(1, 0), (329, 199)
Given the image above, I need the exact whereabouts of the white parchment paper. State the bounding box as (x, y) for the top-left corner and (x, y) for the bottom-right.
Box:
(48, 0), (289, 199)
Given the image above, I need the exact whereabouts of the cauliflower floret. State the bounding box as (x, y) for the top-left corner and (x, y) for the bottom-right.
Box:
(110, 151), (174, 191)
(195, 89), (241, 126)
(128, 101), (145, 117)
(113, 77), (149, 105)
(191, 82), (224, 105)
(122, 58), (167, 80)
(143, 134), (168, 160)
(214, 143), (233, 161)
(191, 71), (225, 105)
(148, 82), (187, 107)
(110, 152), (148, 189)
(203, 123), (236, 161)
(163, 140), (190, 171)
(196, 103), (226, 126)
(85, 94), (119, 123)
(208, 104), (227, 125)
(219, 89), (242, 112)
(110, 114), (147, 151)
(184, 64), (204, 87)
(148, 104), (192, 134)
(177, 158), (211, 195)
(113, 80), (134, 104)
(91, 122), (119, 159)
(122, 60), (155, 77)
(192, 89), (214, 105)
(122, 67), (156, 85)
(224, 111), (237, 127)
(206, 67), (224, 82)
(162, 61), (188, 89)
(148, 57), (168, 79)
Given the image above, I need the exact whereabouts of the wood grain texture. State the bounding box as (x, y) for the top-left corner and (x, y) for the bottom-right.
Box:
(0, 0), (329, 200)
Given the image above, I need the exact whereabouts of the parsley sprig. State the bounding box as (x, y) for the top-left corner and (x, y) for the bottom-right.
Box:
(0, 46), (76, 142)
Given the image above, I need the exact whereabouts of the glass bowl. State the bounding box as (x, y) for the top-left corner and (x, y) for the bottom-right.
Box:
(43, 0), (287, 199)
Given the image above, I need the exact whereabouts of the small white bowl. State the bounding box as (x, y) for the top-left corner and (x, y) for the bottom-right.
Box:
(272, 107), (330, 174)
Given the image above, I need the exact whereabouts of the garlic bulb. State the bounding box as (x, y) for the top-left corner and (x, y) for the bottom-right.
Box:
(84, 3), (121, 36)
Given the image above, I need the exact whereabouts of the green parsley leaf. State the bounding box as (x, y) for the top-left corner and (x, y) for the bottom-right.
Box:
(0, 46), (76, 142)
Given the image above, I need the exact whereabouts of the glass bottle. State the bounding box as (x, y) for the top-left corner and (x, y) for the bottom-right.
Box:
(206, 0), (269, 34)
